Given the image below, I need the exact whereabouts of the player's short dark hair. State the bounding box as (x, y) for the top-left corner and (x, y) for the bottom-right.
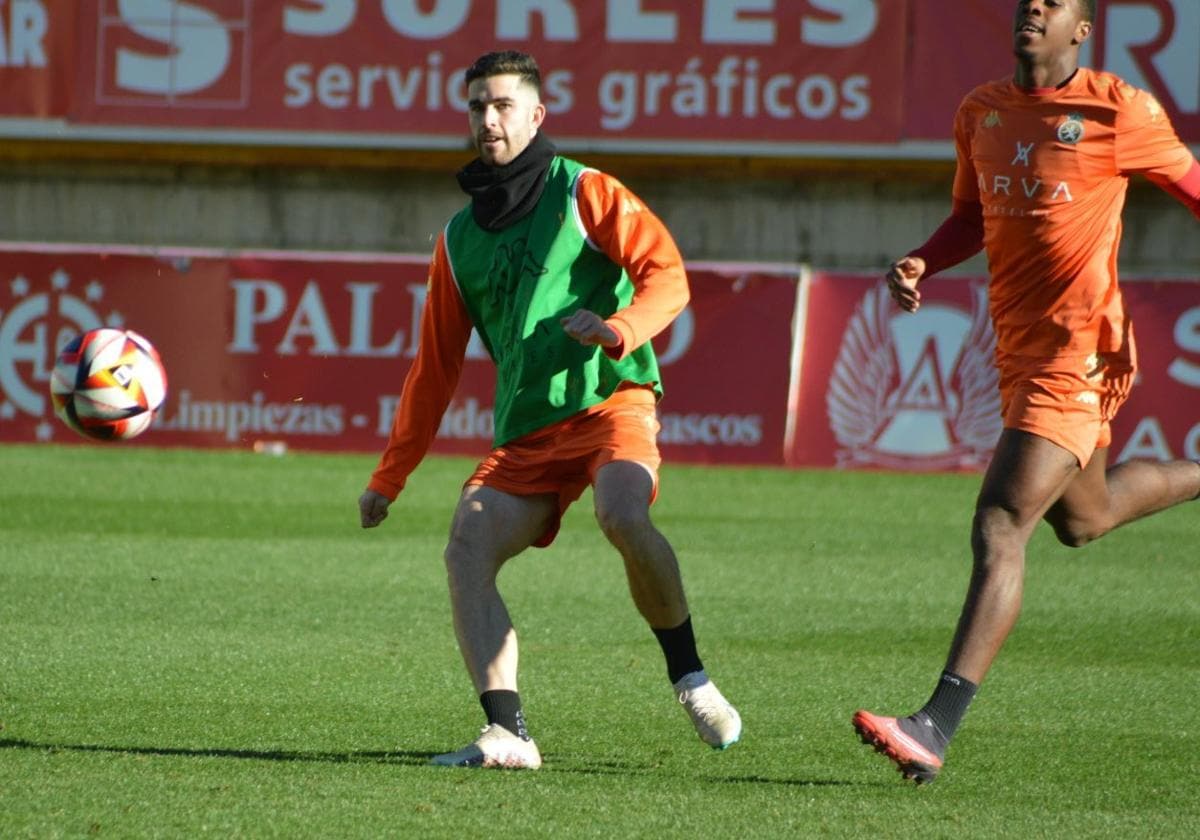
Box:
(1077, 0), (1097, 22)
(464, 51), (542, 95)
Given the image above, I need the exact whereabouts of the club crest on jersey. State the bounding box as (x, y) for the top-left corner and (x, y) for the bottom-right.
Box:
(982, 110), (1002, 129)
(1057, 112), (1085, 145)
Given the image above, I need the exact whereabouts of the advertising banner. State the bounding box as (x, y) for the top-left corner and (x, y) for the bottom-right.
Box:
(0, 0), (75, 117)
(1113, 278), (1200, 465)
(0, 245), (799, 465)
(3, 247), (1197, 468)
(5, 2), (1198, 152)
(65, 0), (906, 148)
(789, 272), (1200, 470)
(905, 0), (1200, 143)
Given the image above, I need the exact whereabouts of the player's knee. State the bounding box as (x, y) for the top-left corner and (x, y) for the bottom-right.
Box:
(1048, 517), (1108, 548)
(1041, 498), (1115, 546)
(971, 506), (1025, 550)
(443, 534), (499, 588)
(594, 502), (649, 545)
(442, 539), (471, 579)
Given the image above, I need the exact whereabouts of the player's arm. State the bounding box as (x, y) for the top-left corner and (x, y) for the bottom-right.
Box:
(360, 232), (473, 528)
(1116, 86), (1200, 221)
(889, 199), (985, 312)
(1146, 160), (1200, 221)
(561, 170), (689, 360)
(887, 103), (985, 313)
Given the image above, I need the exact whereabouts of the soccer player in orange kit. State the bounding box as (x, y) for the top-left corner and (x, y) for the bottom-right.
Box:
(358, 51), (739, 769)
(853, 0), (1200, 783)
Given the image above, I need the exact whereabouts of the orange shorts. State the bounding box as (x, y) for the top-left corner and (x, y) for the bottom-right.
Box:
(465, 386), (662, 547)
(997, 345), (1136, 468)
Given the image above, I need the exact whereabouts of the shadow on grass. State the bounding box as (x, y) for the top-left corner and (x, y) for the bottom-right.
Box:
(0, 738), (879, 787)
(706, 774), (869, 788)
(0, 737), (434, 766)
(557, 762), (868, 787)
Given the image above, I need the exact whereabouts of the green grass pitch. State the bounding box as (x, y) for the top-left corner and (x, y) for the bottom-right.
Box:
(1, 443), (1197, 838)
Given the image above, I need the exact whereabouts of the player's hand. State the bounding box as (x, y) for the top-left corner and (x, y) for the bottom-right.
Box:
(886, 256), (926, 313)
(359, 490), (392, 528)
(561, 309), (620, 348)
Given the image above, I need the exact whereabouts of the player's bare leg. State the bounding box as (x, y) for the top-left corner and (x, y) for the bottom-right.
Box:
(593, 460), (741, 749)
(857, 431), (1200, 781)
(1044, 448), (1200, 547)
(432, 485), (556, 769)
(855, 430), (1079, 781)
(444, 484), (556, 693)
(593, 460), (688, 628)
(946, 430), (1081, 682)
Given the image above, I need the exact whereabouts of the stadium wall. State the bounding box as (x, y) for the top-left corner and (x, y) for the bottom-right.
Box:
(1, 149), (1198, 275)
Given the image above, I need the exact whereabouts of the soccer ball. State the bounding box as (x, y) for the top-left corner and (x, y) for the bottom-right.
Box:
(49, 328), (168, 441)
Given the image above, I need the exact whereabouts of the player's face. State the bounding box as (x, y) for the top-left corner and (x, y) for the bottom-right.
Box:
(1013, 0), (1092, 62)
(467, 74), (546, 167)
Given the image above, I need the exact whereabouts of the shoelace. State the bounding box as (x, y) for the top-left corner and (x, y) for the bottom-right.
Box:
(679, 687), (726, 720)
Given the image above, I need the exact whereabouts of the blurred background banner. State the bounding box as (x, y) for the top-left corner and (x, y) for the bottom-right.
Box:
(5, 1), (1196, 153)
(70, 0), (908, 146)
(3, 244), (1195, 468)
(788, 272), (1003, 472)
(904, 0), (1200, 143)
(788, 272), (1200, 470)
(0, 245), (799, 462)
(0, 0), (75, 117)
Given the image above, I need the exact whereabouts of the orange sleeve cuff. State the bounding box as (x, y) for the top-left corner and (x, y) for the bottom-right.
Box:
(909, 198), (985, 278)
(602, 317), (633, 360)
(366, 476), (403, 501)
(1167, 159), (1200, 219)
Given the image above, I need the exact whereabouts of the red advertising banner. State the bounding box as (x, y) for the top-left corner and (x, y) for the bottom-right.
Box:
(655, 265), (797, 464)
(4, 2), (1198, 151)
(4, 248), (1196, 469)
(788, 272), (1200, 470)
(64, 0), (907, 147)
(0, 245), (798, 465)
(0, 0), (75, 117)
(905, 0), (1200, 144)
(1113, 278), (1200, 464)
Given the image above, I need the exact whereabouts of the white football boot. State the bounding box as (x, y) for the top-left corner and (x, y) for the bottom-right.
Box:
(674, 670), (742, 749)
(429, 724), (543, 769)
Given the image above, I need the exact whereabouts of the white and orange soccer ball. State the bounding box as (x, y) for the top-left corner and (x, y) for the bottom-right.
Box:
(49, 328), (168, 441)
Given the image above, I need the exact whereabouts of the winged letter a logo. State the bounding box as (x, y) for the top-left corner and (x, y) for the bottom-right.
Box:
(827, 284), (1001, 470)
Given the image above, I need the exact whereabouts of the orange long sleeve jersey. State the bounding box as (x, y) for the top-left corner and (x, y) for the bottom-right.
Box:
(367, 167), (689, 500)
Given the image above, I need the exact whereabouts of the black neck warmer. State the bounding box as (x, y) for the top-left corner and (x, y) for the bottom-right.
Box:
(456, 131), (558, 232)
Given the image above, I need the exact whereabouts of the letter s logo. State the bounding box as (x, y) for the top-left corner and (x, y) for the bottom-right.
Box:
(114, 0), (231, 96)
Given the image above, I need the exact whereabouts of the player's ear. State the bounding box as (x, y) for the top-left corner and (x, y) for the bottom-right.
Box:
(1073, 19), (1093, 45)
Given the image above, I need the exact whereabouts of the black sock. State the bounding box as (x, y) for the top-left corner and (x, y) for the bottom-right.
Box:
(479, 690), (529, 740)
(910, 671), (979, 754)
(652, 615), (705, 684)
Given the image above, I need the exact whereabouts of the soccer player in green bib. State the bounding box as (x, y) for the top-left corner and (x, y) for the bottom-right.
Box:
(358, 50), (741, 769)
